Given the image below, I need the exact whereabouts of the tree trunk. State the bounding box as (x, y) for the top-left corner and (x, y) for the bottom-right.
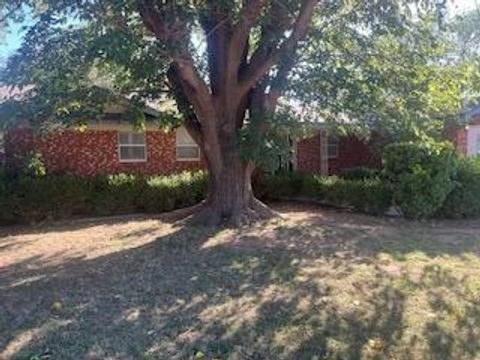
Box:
(140, 0), (317, 226)
(191, 149), (278, 226)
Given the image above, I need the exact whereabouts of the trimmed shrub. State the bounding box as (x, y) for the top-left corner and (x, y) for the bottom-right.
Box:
(0, 170), (16, 224)
(438, 157), (480, 219)
(10, 175), (93, 222)
(253, 172), (321, 200)
(340, 166), (380, 180)
(0, 171), (208, 224)
(141, 171), (208, 213)
(91, 174), (145, 215)
(254, 172), (391, 215)
(323, 177), (391, 215)
(383, 141), (458, 219)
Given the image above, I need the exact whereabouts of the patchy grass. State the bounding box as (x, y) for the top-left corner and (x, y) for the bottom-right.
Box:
(1, 202), (480, 360)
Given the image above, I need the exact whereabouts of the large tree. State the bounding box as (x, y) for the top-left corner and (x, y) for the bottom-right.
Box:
(0, 0), (458, 225)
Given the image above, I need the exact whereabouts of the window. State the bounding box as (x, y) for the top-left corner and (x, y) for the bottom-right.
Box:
(118, 132), (146, 162)
(327, 136), (339, 158)
(176, 127), (200, 161)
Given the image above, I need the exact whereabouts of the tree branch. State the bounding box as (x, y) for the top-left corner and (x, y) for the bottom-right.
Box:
(267, 52), (298, 105)
(167, 65), (203, 145)
(137, 0), (212, 120)
(137, 0), (186, 42)
(168, 60), (213, 125)
(244, 1), (291, 74)
(167, 62), (224, 173)
(239, 0), (317, 95)
(200, 2), (233, 95)
(227, 0), (269, 84)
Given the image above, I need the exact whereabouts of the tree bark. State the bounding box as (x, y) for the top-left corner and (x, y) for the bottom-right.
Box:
(191, 138), (278, 227)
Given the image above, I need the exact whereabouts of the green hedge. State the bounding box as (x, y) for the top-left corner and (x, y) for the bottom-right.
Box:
(2, 144), (480, 225)
(254, 172), (391, 215)
(0, 171), (208, 224)
(383, 141), (458, 219)
(340, 166), (380, 180)
(438, 157), (480, 219)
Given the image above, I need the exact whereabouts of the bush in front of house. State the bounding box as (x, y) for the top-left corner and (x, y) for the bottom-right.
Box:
(383, 141), (458, 219)
(90, 173), (145, 215)
(141, 171), (208, 213)
(0, 169), (18, 224)
(253, 171), (320, 199)
(340, 166), (380, 180)
(254, 173), (391, 215)
(10, 174), (94, 222)
(324, 177), (391, 215)
(437, 157), (480, 219)
(0, 171), (208, 224)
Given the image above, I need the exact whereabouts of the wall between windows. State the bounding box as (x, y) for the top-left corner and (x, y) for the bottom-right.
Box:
(296, 131), (379, 175)
(5, 127), (206, 176)
(447, 115), (480, 156)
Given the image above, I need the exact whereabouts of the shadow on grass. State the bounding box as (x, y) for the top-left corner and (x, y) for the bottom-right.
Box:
(1, 204), (480, 359)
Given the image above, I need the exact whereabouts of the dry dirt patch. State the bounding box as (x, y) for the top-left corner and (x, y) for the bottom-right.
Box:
(1, 202), (480, 359)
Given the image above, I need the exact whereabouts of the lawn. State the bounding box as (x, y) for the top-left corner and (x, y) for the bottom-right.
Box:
(1, 202), (480, 360)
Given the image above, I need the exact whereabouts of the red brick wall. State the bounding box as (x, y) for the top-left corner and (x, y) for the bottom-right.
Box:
(444, 116), (480, 156)
(296, 131), (378, 175)
(329, 135), (378, 174)
(444, 121), (467, 155)
(451, 127), (468, 155)
(296, 133), (322, 173)
(5, 127), (206, 176)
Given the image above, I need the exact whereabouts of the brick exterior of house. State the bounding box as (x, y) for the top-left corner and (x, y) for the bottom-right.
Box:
(5, 126), (205, 176)
(9, 118), (477, 178)
(296, 131), (379, 175)
(2, 85), (479, 176)
(446, 109), (480, 156)
(446, 124), (468, 155)
(4, 126), (380, 177)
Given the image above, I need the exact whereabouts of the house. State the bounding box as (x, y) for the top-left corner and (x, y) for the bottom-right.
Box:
(294, 125), (379, 175)
(1, 86), (205, 176)
(5, 107), (480, 177)
(3, 121), (205, 177)
(2, 122), (379, 177)
(448, 103), (480, 156)
(6, 86), (477, 177)
(0, 84), (381, 176)
(297, 103), (480, 175)
(4, 124), (206, 177)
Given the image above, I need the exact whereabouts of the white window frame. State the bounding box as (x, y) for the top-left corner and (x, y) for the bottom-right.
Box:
(327, 136), (339, 159)
(118, 131), (147, 163)
(176, 127), (200, 161)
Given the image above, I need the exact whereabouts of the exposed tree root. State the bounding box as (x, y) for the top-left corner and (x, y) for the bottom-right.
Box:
(184, 198), (281, 227)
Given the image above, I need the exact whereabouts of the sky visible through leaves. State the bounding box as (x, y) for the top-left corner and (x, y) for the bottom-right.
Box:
(0, 0), (477, 65)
